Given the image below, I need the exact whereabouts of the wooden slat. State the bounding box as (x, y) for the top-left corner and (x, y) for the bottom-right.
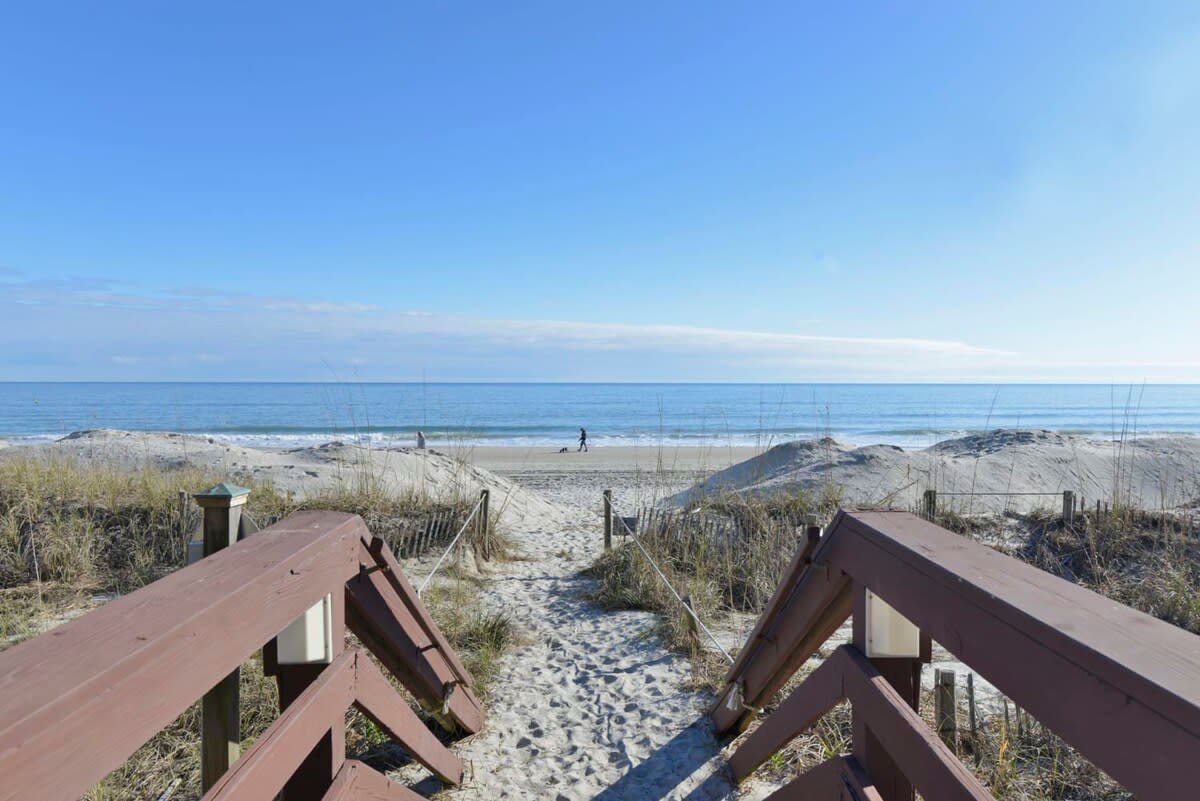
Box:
(202, 650), (357, 801)
(347, 760), (430, 801)
(356, 539), (483, 726)
(838, 645), (992, 801)
(835, 511), (1200, 801)
(713, 536), (852, 733)
(730, 647), (848, 779)
(366, 537), (474, 687)
(722, 525), (822, 683)
(320, 761), (358, 801)
(345, 545), (483, 733)
(762, 754), (844, 801)
(0, 511), (364, 801)
(345, 602), (431, 706)
(838, 755), (884, 801)
(354, 652), (464, 785)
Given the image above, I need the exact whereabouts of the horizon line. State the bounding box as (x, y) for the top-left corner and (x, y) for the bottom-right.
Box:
(0, 379), (1189, 387)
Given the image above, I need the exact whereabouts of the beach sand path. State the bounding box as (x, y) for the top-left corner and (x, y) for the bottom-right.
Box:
(431, 501), (734, 800)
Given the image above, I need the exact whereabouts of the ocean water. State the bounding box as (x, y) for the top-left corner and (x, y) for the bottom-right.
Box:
(0, 382), (1196, 450)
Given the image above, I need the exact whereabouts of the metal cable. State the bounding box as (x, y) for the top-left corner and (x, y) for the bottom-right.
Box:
(417, 495), (486, 596)
(609, 499), (735, 664)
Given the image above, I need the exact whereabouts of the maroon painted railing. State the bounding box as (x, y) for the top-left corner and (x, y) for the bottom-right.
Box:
(715, 509), (1200, 801)
(0, 511), (482, 801)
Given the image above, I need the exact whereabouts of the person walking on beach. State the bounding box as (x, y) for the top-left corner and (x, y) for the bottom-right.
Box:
(578, 427), (588, 452)
(416, 431), (426, 450)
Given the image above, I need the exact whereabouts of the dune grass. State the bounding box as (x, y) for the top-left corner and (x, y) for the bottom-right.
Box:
(586, 488), (835, 687)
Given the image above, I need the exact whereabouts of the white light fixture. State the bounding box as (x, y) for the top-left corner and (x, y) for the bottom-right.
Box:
(864, 589), (920, 658)
(277, 594), (333, 665)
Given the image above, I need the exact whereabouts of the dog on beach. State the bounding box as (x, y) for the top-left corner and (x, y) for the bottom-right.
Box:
(557, 447), (569, 453)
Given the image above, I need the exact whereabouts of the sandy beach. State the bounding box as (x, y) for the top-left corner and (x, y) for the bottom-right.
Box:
(465, 444), (760, 512)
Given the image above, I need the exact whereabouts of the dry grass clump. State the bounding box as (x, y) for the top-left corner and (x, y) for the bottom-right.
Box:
(0, 582), (89, 649)
(422, 577), (524, 702)
(0, 458), (221, 591)
(586, 490), (831, 683)
(960, 707), (1127, 801)
(298, 487), (478, 559)
(0, 458), (502, 596)
(1022, 508), (1200, 635)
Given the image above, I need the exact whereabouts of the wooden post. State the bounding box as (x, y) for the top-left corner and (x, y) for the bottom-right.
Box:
(603, 490), (613, 551)
(852, 584), (926, 801)
(478, 488), (490, 560)
(192, 482), (250, 791)
(177, 490), (188, 540)
(922, 489), (937, 521)
(278, 596), (345, 801)
(967, 672), (978, 763)
(682, 593), (699, 651)
(934, 669), (957, 751)
(1063, 491), (1075, 526)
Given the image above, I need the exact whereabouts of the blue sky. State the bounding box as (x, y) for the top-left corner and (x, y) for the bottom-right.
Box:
(2, 2), (1199, 381)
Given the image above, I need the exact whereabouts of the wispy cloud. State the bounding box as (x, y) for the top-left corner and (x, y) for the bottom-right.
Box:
(0, 276), (1025, 380)
(9, 276), (1188, 381)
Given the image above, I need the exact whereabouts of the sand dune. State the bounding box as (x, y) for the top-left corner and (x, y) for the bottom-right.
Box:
(1, 429), (571, 530)
(669, 430), (1200, 513)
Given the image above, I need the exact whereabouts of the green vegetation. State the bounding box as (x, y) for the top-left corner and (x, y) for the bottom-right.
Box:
(586, 488), (836, 685)
(423, 577), (523, 703)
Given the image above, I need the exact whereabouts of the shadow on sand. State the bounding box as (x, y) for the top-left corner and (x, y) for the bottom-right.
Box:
(590, 718), (733, 801)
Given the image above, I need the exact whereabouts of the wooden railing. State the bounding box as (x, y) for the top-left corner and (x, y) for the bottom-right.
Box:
(0, 510), (483, 801)
(714, 509), (1200, 801)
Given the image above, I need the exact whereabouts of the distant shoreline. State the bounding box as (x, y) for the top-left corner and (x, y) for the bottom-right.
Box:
(5, 428), (1200, 514)
(4, 383), (1199, 451)
(4, 429), (1200, 456)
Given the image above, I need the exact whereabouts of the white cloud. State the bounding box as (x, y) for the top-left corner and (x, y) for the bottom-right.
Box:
(11, 276), (1192, 381)
(0, 278), (1024, 380)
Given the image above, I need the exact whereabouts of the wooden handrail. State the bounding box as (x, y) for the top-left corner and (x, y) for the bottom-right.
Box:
(0, 510), (479, 801)
(733, 646), (990, 801)
(711, 529), (851, 732)
(761, 755), (884, 801)
(203, 650), (358, 801)
(729, 645), (847, 779)
(718, 509), (1200, 801)
(0, 511), (363, 801)
(353, 651), (464, 785)
(346, 539), (483, 733)
(323, 759), (427, 801)
(722, 523), (823, 684)
(366, 536), (475, 687)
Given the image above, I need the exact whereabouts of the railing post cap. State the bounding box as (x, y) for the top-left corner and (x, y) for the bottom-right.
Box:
(193, 482), (251, 508)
